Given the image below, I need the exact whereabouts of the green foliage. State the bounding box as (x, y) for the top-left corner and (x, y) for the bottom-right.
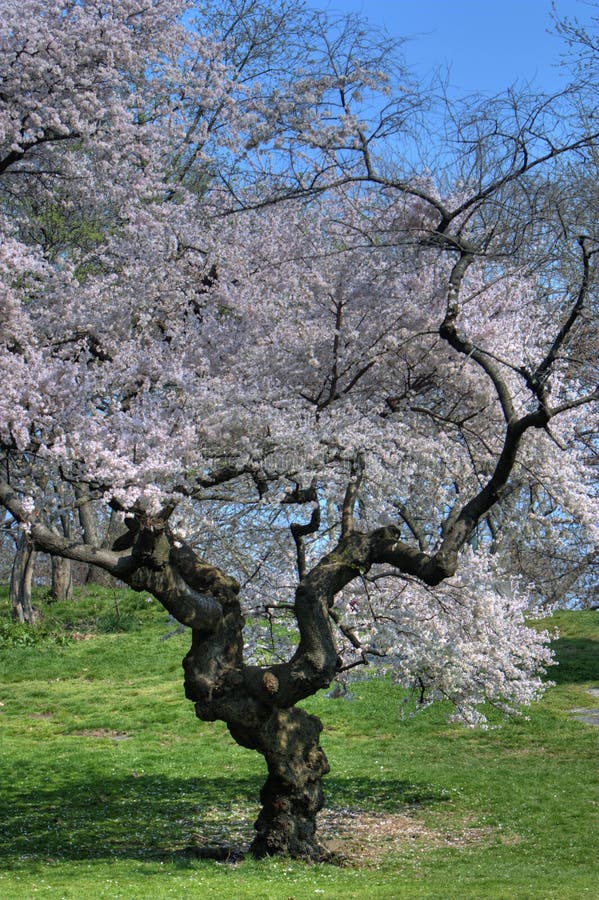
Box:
(0, 597), (597, 898)
(94, 611), (140, 633)
(0, 620), (71, 649)
(16, 192), (120, 281)
(0, 584), (165, 637)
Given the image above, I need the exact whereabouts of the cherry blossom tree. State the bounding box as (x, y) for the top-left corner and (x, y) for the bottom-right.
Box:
(1, 0), (598, 859)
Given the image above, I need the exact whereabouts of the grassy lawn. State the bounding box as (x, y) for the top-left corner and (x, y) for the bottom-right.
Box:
(0, 588), (597, 898)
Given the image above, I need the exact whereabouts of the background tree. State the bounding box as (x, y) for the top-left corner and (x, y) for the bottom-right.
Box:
(0, 0), (597, 859)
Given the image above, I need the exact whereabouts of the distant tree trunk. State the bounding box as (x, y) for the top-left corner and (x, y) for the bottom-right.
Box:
(50, 515), (73, 601)
(10, 532), (37, 624)
(50, 554), (73, 601)
(78, 491), (120, 587)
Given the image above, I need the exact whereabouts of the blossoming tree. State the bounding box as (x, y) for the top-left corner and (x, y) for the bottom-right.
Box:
(1, 0), (597, 858)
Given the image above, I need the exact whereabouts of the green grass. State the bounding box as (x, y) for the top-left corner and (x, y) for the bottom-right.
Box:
(0, 587), (598, 898)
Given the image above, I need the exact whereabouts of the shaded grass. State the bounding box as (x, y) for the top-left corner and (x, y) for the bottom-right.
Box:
(542, 609), (599, 685)
(0, 587), (598, 898)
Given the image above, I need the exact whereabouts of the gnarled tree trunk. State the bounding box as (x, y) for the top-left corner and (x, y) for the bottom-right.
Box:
(248, 708), (330, 858)
(186, 673), (331, 858)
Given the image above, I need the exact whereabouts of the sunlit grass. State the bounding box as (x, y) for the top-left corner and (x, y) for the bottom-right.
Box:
(0, 586), (597, 898)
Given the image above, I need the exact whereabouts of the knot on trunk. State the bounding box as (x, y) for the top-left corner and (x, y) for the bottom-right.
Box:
(262, 671), (279, 695)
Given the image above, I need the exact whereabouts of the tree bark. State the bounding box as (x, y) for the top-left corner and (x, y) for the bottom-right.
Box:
(247, 708), (330, 859)
(78, 491), (120, 587)
(50, 515), (73, 601)
(179, 535), (337, 858)
(186, 655), (331, 858)
(50, 554), (73, 601)
(10, 532), (37, 624)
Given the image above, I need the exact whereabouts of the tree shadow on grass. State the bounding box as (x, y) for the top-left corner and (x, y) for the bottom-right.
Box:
(0, 773), (446, 867)
(549, 637), (599, 684)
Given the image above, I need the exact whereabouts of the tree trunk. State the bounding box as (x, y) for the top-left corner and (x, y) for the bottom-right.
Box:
(183, 618), (331, 859)
(10, 532), (37, 624)
(50, 554), (73, 601)
(50, 515), (73, 601)
(78, 493), (120, 587)
(247, 708), (330, 859)
(185, 632), (331, 858)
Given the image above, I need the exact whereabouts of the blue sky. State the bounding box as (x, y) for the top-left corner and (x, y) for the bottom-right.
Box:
(326, 0), (592, 94)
